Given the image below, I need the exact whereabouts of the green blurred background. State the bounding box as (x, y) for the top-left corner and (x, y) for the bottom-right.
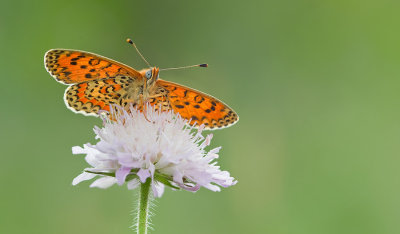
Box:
(1, 0), (400, 233)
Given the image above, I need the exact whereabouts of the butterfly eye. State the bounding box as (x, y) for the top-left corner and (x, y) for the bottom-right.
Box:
(145, 70), (152, 79)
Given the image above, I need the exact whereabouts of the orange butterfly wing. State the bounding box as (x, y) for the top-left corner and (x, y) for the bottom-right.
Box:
(64, 75), (136, 116)
(156, 80), (239, 129)
(44, 49), (141, 84)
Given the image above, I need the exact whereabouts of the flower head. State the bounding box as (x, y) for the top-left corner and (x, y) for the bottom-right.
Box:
(72, 105), (237, 197)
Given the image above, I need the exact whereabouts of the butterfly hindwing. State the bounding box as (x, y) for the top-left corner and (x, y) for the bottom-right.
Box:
(147, 85), (172, 112)
(64, 75), (136, 115)
(45, 49), (141, 84)
(156, 80), (239, 129)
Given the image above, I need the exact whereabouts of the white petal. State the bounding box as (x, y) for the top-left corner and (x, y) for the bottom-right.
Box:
(127, 179), (140, 190)
(152, 181), (165, 198)
(203, 183), (221, 192)
(72, 146), (85, 154)
(137, 169), (151, 183)
(115, 166), (132, 185)
(90, 177), (117, 189)
(200, 134), (213, 148)
(212, 171), (231, 180)
(209, 146), (221, 155)
(72, 172), (96, 185)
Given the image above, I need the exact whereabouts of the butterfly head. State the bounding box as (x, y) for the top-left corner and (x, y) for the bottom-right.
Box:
(142, 67), (159, 88)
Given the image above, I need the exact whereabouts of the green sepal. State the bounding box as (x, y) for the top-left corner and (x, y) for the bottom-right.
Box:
(154, 173), (181, 190)
(84, 170), (115, 177)
(84, 169), (180, 190)
(125, 173), (139, 182)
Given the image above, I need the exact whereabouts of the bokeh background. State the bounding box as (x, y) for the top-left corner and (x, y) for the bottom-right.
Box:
(1, 0), (400, 233)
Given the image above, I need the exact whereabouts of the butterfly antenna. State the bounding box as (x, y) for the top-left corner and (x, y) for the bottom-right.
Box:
(126, 38), (152, 68)
(160, 64), (208, 71)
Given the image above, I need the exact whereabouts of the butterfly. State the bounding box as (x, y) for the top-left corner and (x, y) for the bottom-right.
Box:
(44, 41), (239, 130)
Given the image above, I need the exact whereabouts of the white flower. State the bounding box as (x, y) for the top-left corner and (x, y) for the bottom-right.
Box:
(72, 105), (237, 197)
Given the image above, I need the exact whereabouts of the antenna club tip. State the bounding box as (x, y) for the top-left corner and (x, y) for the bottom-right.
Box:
(199, 64), (208, 67)
(126, 38), (133, 44)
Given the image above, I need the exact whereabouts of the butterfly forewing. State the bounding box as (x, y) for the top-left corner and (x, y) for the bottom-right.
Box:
(156, 80), (239, 129)
(45, 49), (141, 84)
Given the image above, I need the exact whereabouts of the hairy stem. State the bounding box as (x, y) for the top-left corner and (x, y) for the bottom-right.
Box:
(137, 178), (151, 234)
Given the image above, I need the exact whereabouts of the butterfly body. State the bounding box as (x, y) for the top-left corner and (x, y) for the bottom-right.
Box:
(44, 49), (238, 129)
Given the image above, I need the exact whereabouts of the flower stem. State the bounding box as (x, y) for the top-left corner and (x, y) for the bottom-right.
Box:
(137, 178), (151, 234)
